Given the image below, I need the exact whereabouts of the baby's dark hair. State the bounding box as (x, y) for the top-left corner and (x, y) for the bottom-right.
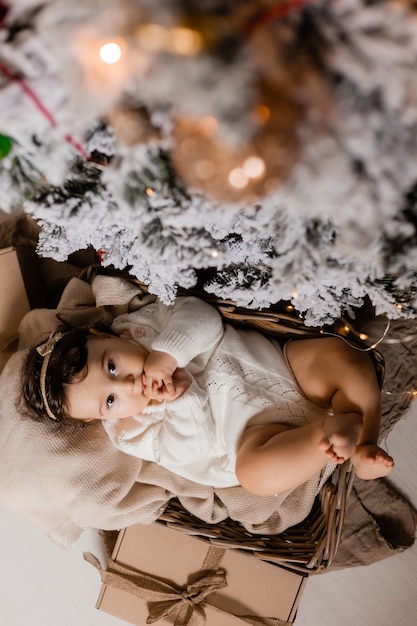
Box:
(22, 328), (90, 422)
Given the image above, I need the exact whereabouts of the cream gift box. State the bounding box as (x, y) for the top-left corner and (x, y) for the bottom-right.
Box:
(90, 521), (307, 626)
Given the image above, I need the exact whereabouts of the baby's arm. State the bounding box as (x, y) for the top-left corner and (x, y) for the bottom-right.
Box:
(142, 296), (223, 400)
(151, 296), (224, 369)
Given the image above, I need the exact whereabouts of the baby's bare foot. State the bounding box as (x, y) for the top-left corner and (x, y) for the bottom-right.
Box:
(351, 444), (394, 480)
(318, 412), (363, 463)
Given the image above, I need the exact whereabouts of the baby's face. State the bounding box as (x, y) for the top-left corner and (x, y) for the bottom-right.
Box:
(65, 336), (151, 421)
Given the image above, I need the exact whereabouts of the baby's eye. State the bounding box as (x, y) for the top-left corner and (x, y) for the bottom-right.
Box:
(106, 394), (115, 408)
(108, 359), (116, 376)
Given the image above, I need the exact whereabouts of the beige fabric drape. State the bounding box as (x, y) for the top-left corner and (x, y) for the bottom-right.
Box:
(0, 275), (321, 547)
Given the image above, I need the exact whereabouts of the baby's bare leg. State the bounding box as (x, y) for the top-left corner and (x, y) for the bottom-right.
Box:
(318, 411), (363, 463)
(351, 444), (394, 479)
(236, 419), (332, 496)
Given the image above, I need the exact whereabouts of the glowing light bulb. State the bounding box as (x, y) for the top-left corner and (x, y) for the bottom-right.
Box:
(136, 24), (168, 51)
(251, 104), (270, 125)
(146, 187), (154, 196)
(228, 167), (249, 189)
(100, 42), (122, 64)
(359, 333), (368, 340)
(291, 290), (299, 299)
(243, 156), (266, 179)
(169, 27), (203, 55)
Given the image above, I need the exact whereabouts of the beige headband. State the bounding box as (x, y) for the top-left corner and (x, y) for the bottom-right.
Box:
(36, 330), (68, 421)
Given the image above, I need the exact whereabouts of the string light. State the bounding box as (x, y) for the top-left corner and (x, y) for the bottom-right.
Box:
(171, 75), (300, 202)
(169, 27), (203, 56)
(75, 34), (130, 93)
(242, 156), (266, 179)
(135, 24), (168, 52)
(136, 24), (202, 56)
(228, 168), (249, 189)
(100, 42), (122, 64)
(251, 104), (270, 125)
(146, 187), (154, 196)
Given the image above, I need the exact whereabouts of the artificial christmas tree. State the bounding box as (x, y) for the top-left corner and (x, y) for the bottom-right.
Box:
(1, 0), (417, 325)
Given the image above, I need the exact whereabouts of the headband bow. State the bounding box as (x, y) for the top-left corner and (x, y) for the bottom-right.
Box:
(36, 330), (68, 421)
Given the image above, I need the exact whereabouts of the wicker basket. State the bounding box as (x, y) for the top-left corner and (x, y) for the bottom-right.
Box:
(86, 267), (383, 573)
(158, 460), (355, 574)
(154, 295), (382, 574)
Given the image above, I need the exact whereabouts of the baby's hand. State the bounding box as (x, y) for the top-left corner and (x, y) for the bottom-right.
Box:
(143, 350), (178, 400)
(171, 368), (192, 400)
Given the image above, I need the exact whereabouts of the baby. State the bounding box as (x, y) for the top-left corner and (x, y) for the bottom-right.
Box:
(22, 296), (394, 496)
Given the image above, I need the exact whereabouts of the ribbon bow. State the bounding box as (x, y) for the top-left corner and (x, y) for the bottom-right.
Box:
(85, 542), (290, 626)
(84, 550), (227, 626)
(146, 569), (228, 625)
(35, 330), (69, 421)
(36, 330), (66, 357)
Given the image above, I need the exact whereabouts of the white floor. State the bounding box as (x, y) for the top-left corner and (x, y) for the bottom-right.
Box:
(0, 404), (416, 626)
(296, 404), (417, 626)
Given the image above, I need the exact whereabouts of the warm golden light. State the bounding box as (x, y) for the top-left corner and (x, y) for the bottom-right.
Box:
(251, 104), (271, 125)
(169, 27), (203, 55)
(180, 137), (199, 156)
(243, 156), (266, 179)
(100, 42), (122, 64)
(195, 160), (216, 180)
(146, 187), (154, 196)
(136, 24), (168, 51)
(75, 33), (130, 93)
(198, 116), (218, 137)
(292, 290), (299, 299)
(136, 24), (202, 55)
(228, 167), (249, 189)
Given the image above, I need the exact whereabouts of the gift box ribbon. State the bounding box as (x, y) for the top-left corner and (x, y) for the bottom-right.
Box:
(85, 543), (291, 626)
